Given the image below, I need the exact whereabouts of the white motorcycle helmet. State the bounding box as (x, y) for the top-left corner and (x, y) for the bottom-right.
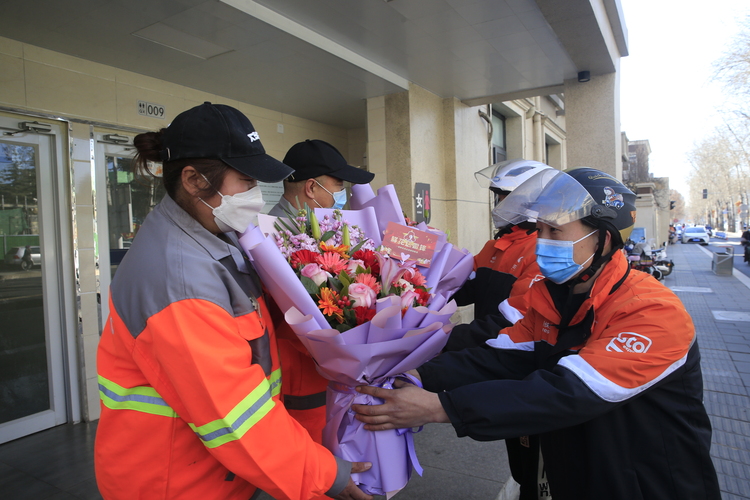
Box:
(475, 159), (552, 227)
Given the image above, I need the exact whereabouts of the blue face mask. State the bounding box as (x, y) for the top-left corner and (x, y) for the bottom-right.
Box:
(536, 229), (597, 284)
(314, 179), (347, 209)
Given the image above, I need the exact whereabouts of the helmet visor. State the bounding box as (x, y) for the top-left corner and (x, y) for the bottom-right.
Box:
(475, 162), (504, 189)
(475, 161), (547, 190)
(492, 170), (598, 228)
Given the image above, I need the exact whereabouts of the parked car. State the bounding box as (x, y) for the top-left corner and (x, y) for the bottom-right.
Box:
(681, 227), (710, 245)
(4, 246), (41, 270)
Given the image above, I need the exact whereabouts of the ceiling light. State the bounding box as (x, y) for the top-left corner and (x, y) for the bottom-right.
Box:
(132, 23), (232, 60)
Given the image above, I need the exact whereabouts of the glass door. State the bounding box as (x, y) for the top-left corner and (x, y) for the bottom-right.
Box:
(95, 134), (164, 326)
(0, 117), (68, 443)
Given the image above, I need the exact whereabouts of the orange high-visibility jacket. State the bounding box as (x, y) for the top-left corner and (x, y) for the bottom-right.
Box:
(471, 226), (542, 321)
(276, 322), (328, 444)
(95, 195), (349, 500)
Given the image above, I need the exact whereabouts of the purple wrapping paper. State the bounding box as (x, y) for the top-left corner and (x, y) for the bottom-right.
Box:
(350, 184), (406, 236)
(236, 192), (474, 497)
(237, 226), (329, 330)
(350, 184), (474, 299)
(284, 297), (456, 497)
(426, 244), (475, 299)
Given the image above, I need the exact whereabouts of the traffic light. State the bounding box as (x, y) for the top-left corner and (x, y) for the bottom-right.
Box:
(702, 189), (708, 199)
(670, 201), (676, 210)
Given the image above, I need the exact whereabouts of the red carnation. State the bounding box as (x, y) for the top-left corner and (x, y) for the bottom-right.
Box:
(290, 249), (319, 269)
(403, 268), (427, 287)
(354, 306), (377, 325)
(352, 249), (380, 275)
(414, 287), (431, 306)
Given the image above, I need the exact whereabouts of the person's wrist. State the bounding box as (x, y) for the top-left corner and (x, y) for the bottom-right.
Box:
(429, 393), (450, 424)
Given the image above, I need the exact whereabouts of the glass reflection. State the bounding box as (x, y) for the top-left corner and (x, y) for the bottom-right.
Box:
(0, 142), (48, 424)
(107, 155), (165, 277)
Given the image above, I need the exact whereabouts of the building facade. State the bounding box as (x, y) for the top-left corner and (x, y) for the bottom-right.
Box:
(625, 139), (671, 246)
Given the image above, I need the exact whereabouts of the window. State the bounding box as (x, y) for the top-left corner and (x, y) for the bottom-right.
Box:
(491, 111), (506, 164)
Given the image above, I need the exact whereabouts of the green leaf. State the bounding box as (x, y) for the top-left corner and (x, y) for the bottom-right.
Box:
(276, 216), (300, 235)
(320, 230), (336, 243)
(328, 277), (342, 292)
(350, 240), (366, 254)
(300, 276), (321, 295)
(338, 270), (351, 287)
(338, 273), (350, 297)
(343, 308), (356, 324)
(335, 322), (351, 333)
(353, 265), (367, 275)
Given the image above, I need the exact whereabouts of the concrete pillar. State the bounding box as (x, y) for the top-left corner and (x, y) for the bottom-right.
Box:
(366, 83), (491, 254)
(635, 182), (657, 242)
(564, 64), (622, 179)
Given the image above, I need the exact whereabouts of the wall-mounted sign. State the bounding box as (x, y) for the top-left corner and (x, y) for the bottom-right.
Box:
(414, 182), (430, 224)
(138, 100), (166, 119)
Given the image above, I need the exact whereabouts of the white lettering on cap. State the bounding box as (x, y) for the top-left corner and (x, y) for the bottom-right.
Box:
(248, 132), (260, 142)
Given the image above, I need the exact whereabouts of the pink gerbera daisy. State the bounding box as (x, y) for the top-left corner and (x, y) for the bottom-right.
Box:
(354, 273), (382, 294)
(317, 252), (348, 274)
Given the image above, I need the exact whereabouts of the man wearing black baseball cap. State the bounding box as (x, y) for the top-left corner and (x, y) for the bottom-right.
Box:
(268, 139), (374, 217)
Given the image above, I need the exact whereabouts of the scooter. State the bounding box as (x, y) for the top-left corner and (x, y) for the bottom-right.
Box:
(624, 240), (664, 280)
(651, 246), (674, 277)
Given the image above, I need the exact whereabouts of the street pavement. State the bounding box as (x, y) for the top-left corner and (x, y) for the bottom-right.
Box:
(3, 238), (750, 499)
(665, 236), (750, 499)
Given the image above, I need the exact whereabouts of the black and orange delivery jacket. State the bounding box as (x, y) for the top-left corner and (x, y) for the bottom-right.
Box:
(452, 226), (541, 325)
(95, 195), (348, 500)
(420, 251), (721, 499)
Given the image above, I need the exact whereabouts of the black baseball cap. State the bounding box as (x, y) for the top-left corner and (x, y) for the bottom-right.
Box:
(283, 139), (374, 184)
(160, 102), (293, 183)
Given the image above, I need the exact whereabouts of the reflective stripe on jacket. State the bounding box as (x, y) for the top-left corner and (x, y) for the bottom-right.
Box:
(95, 194), (347, 500)
(472, 226), (541, 319)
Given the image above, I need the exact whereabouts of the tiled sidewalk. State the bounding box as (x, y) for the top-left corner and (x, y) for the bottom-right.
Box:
(666, 242), (750, 499)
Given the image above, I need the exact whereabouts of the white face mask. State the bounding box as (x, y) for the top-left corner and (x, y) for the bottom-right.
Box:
(199, 177), (265, 233)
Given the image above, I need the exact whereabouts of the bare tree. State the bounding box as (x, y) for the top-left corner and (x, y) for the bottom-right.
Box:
(669, 189), (686, 222)
(715, 15), (750, 99)
(687, 125), (750, 230)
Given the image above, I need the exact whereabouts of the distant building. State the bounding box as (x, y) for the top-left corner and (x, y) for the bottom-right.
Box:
(621, 139), (671, 246)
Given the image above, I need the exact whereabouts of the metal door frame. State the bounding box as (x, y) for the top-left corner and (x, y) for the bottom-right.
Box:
(0, 114), (76, 443)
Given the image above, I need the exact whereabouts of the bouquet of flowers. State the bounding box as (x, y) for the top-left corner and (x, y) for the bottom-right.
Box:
(273, 207), (432, 332)
(239, 184), (474, 497)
